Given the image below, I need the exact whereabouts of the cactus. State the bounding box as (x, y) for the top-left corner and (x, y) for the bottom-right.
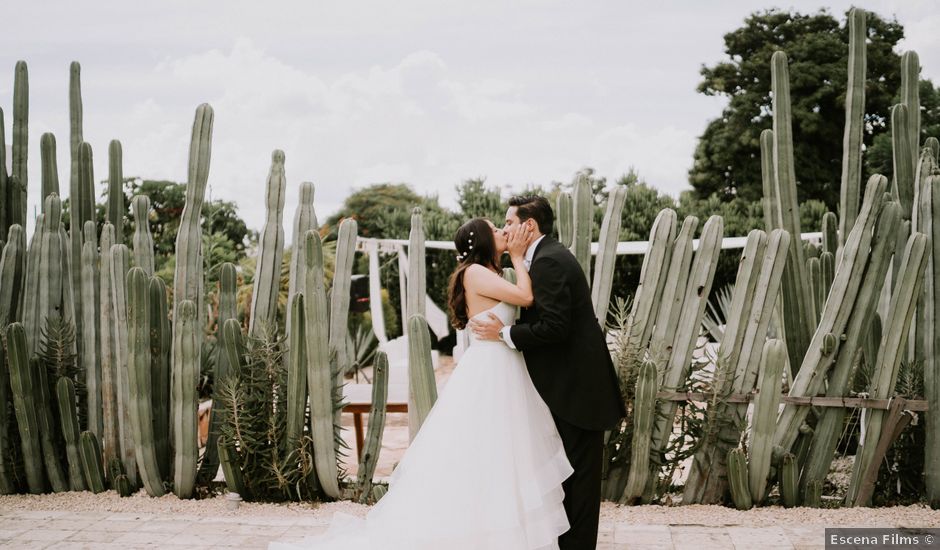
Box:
(303, 230), (342, 498)
(249, 150), (286, 337)
(648, 217), (697, 354)
(217, 436), (246, 496)
(172, 300), (199, 498)
(773, 175), (888, 454)
(748, 339), (787, 503)
(928, 137), (939, 162)
(624, 209), (676, 356)
(592, 185), (627, 324)
(0, 108), (7, 240)
(55, 377), (86, 491)
(34, 354), (68, 492)
(98, 224), (120, 469)
(800, 201), (900, 497)
(819, 251), (834, 304)
(358, 350), (389, 503)
(40, 133), (59, 207)
(780, 453), (799, 508)
(125, 268), (166, 496)
(407, 208), (426, 321)
(372, 484), (387, 502)
(804, 480), (823, 508)
(556, 192), (573, 248)
(771, 50), (815, 373)
(284, 293), (307, 448)
(760, 129), (780, 231)
(408, 314), (437, 435)
(847, 231), (929, 506)
(900, 51), (920, 172)
(81, 221), (102, 440)
(11, 61), (27, 228)
(727, 448), (752, 510)
(72, 142), (96, 360)
(131, 195), (154, 275)
(822, 212), (838, 256)
(330, 218), (357, 382)
(6, 323), (45, 493)
(150, 276), (171, 480)
(21, 213), (43, 357)
(839, 8), (866, 245)
(0, 226), (25, 494)
(571, 173), (592, 281)
(38, 195), (72, 336)
(892, 104), (915, 218)
(79, 431), (106, 493)
(622, 360), (656, 502)
(808, 257), (822, 324)
(114, 474), (132, 497)
(174, 104), (213, 335)
(924, 175), (940, 507)
(286, 182), (317, 336)
(107, 140), (124, 243)
(109, 243), (136, 485)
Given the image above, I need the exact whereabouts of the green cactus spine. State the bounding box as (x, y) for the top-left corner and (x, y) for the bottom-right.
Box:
(286, 182), (317, 336)
(55, 377), (86, 491)
(150, 276), (171, 481)
(748, 339), (787, 504)
(303, 229), (342, 498)
(172, 300), (199, 498)
(358, 350), (389, 503)
(780, 453), (799, 508)
(79, 431), (106, 493)
(11, 61), (27, 228)
(285, 293), (307, 448)
(40, 133), (59, 207)
(622, 360), (656, 503)
(408, 314), (437, 436)
(249, 150), (286, 337)
(197, 263), (234, 482)
(109, 243), (136, 485)
(107, 140), (124, 244)
(98, 223), (120, 470)
(924, 175), (940, 507)
(839, 8), (866, 245)
(7, 323), (45, 493)
(330, 218), (357, 382)
(81, 221), (102, 440)
(126, 267), (166, 497)
(131, 195), (154, 275)
(727, 448), (752, 510)
(591, 185), (627, 324)
(771, 50), (815, 373)
(556, 192), (573, 248)
(571, 173), (592, 281)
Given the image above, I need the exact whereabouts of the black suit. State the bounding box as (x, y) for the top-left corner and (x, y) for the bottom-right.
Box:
(509, 236), (625, 550)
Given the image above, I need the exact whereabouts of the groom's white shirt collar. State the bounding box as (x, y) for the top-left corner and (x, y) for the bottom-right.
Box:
(523, 234), (546, 270)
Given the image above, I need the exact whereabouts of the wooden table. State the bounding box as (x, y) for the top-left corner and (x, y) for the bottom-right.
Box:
(342, 383), (409, 460)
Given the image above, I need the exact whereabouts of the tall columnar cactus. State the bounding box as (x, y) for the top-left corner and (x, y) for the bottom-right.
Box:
(286, 182), (317, 336)
(197, 263), (234, 482)
(172, 300), (199, 499)
(110, 243), (136, 485)
(72, 142), (96, 357)
(217, 319), (247, 497)
(0, 109), (8, 240)
(839, 8), (867, 245)
(773, 174), (889, 454)
(11, 61), (28, 228)
(760, 129), (781, 232)
(131, 195), (154, 275)
(330, 218), (357, 382)
(150, 276), (171, 480)
(285, 293), (307, 448)
(40, 133), (59, 207)
(801, 201), (900, 497)
(6, 323), (45, 493)
(924, 175), (940, 508)
(98, 223), (120, 469)
(726, 448), (752, 510)
(892, 104), (915, 218)
(847, 232), (930, 506)
(55, 377), (86, 491)
(624, 209), (676, 356)
(901, 51), (921, 167)
(408, 314), (437, 436)
(571, 173), (593, 282)
(38, 194), (74, 333)
(35, 354), (68, 492)
(648, 217), (697, 356)
(780, 453), (799, 508)
(358, 350), (389, 503)
(0, 226), (25, 494)
(78, 431), (105, 493)
(622, 360), (656, 502)
(126, 267), (166, 497)
(407, 208), (426, 322)
(748, 339), (787, 504)
(591, 185), (627, 325)
(249, 150), (286, 337)
(174, 104), (213, 334)
(69, 62), (83, 225)
(303, 229), (342, 498)
(807, 257), (822, 324)
(556, 192), (573, 248)
(822, 212), (838, 256)
(107, 140), (124, 243)
(771, 50), (815, 372)
(81, 221), (102, 439)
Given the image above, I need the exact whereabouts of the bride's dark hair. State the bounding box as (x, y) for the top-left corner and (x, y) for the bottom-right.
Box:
(447, 218), (501, 330)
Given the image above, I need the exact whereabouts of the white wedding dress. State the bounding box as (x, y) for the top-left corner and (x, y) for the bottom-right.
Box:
(271, 302), (573, 550)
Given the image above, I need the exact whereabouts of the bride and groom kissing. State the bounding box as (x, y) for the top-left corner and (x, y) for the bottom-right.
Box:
(272, 195), (625, 550)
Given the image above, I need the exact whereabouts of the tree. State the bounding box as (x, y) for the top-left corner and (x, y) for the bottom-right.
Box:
(690, 8), (905, 210)
(456, 177), (504, 223)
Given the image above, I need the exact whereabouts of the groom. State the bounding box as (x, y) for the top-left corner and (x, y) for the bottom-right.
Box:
(469, 194), (626, 550)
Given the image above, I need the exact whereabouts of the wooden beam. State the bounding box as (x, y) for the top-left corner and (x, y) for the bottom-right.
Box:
(656, 391), (928, 411)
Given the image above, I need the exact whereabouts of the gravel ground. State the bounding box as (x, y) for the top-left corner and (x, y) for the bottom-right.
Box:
(1, 491), (937, 527)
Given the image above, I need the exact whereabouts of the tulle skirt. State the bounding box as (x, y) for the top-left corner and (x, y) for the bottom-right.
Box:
(270, 340), (573, 550)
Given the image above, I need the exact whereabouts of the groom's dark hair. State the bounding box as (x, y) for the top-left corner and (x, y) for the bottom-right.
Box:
(508, 195), (554, 235)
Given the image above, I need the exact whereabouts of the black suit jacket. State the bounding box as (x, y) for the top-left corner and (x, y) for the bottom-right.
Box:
(509, 236), (626, 431)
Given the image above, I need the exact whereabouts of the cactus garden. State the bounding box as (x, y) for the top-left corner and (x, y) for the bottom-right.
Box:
(1, 6), (940, 547)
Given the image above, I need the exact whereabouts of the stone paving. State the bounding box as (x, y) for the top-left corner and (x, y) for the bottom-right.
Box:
(0, 508), (831, 549)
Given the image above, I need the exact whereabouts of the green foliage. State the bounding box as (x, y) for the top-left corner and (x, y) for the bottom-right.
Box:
(690, 8), (906, 210)
(867, 79), (940, 177)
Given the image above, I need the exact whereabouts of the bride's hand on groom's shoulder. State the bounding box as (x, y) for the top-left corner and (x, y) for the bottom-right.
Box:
(468, 313), (504, 341)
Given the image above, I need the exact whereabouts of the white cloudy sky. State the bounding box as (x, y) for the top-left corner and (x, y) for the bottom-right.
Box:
(2, 0), (938, 239)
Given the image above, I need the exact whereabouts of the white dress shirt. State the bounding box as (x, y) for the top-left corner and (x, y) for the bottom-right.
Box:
(499, 234), (544, 349)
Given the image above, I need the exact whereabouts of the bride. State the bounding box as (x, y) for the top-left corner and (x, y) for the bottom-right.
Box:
(271, 217), (573, 550)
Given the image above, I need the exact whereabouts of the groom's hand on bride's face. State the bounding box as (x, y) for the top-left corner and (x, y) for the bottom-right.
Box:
(469, 313), (504, 341)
